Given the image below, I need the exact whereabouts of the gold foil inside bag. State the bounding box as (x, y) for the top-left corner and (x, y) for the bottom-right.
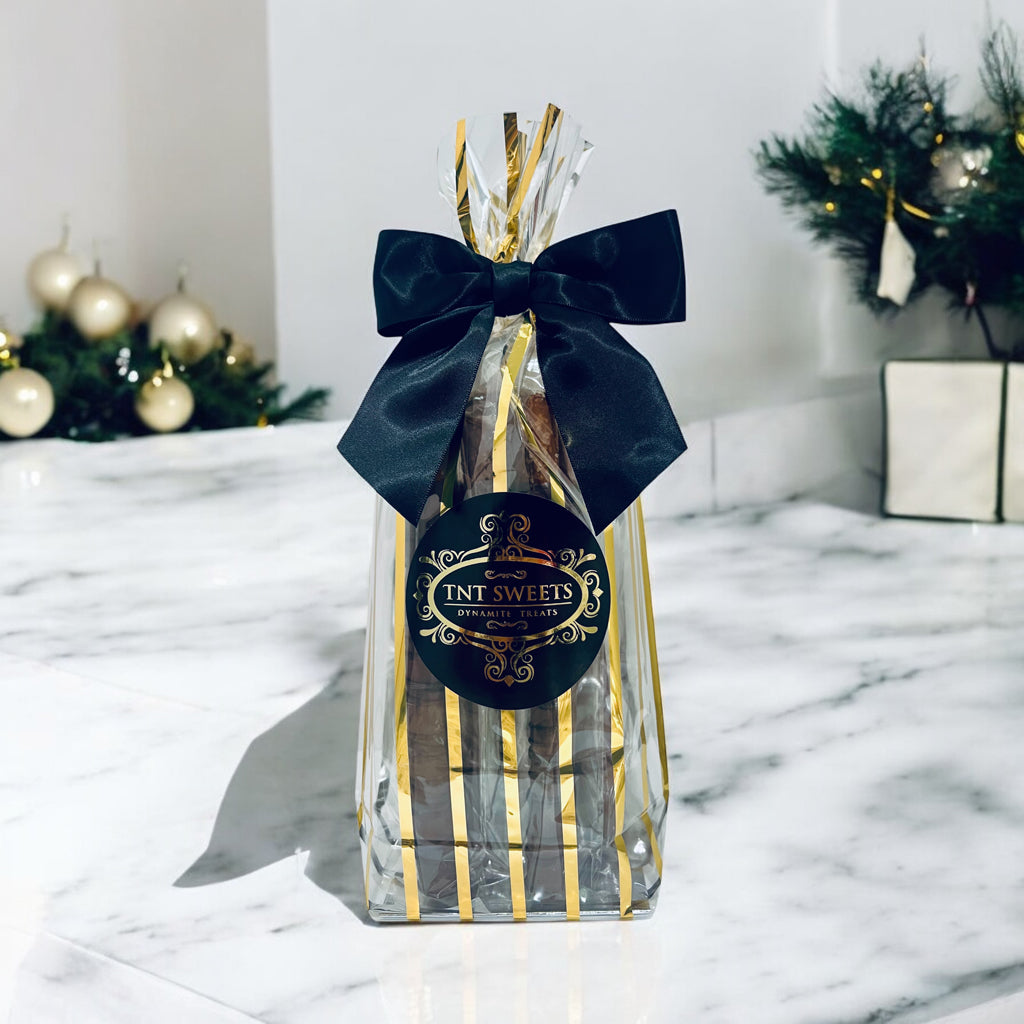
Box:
(356, 107), (670, 921)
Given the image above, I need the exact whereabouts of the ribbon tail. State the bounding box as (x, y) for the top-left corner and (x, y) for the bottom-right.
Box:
(535, 308), (686, 533)
(339, 305), (494, 523)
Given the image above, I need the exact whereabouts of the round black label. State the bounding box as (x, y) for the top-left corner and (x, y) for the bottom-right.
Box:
(406, 492), (610, 710)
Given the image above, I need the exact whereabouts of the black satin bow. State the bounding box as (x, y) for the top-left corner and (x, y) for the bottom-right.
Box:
(338, 209), (686, 533)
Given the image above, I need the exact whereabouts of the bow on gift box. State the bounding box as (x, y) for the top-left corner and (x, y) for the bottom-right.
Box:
(338, 209), (687, 533)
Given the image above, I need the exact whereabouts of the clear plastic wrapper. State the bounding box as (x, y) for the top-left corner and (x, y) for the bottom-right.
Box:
(355, 106), (670, 921)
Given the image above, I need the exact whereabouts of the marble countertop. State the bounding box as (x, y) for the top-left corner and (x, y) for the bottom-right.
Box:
(2, 421), (1024, 1024)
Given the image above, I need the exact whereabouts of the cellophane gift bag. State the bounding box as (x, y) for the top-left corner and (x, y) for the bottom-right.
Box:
(340, 104), (686, 921)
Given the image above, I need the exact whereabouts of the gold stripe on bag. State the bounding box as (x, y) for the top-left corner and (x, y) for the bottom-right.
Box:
(438, 450), (474, 917)
(505, 112), (522, 205)
(505, 317), (566, 512)
(502, 707), (528, 920)
(491, 103), (557, 258)
(492, 323), (533, 491)
(557, 688), (581, 920)
(493, 325), (534, 920)
(500, 316), (579, 918)
(455, 118), (478, 252)
(636, 499), (670, 804)
(604, 528), (633, 918)
(507, 103), (561, 226)
(394, 514), (420, 920)
(506, 321), (532, 379)
(493, 100), (562, 266)
(495, 112), (524, 263)
(436, 312), (510, 920)
(549, 474), (566, 507)
(627, 507), (663, 877)
(444, 686), (474, 920)
(544, 427), (581, 920)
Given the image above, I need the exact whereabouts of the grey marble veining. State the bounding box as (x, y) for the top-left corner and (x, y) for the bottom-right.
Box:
(1, 421), (1023, 1024)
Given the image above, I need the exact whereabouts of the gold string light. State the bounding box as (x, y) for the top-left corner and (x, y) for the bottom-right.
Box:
(0, 326), (22, 366)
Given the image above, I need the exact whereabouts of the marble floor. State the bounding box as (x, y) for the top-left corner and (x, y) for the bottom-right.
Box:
(2, 421), (1023, 1024)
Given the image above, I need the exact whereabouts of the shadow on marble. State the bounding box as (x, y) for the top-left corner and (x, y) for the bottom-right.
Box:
(5, 929), (261, 1023)
(931, 989), (1024, 1024)
(175, 629), (369, 922)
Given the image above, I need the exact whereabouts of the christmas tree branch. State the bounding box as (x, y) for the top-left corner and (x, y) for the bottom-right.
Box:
(980, 23), (1024, 123)
(971, 303), (1007, 361)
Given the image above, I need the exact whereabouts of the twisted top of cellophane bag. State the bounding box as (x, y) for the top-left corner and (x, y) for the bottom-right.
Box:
(437, 104), (592, 264)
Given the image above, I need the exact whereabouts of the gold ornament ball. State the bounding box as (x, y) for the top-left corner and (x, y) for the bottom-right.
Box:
(27, 247), (84, 312)
(934, 148), (967, 192)
(67, 274), (132, 340)
(225, 336), (254, 367)
(135, 376), (195, 433)
(0, 367), (55, 438)
(934, 144), (992, 197)
(149, 293), (218, 364)
(0, 327), (24, 357)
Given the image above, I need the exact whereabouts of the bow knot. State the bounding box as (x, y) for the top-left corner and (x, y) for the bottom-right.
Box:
(340, 209), (687, 533)
(491, 260), (532, 317)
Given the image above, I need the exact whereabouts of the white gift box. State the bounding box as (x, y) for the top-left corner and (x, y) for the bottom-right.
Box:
(882, 360), (1009, 523)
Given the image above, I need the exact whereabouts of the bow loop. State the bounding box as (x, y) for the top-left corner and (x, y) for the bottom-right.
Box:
(373, 229), (490, 336)
(341, 210), (686, 532)
(532, 211), (686, 323)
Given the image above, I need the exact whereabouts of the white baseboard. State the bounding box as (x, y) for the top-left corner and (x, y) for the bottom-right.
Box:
(642, 387), (883, 519)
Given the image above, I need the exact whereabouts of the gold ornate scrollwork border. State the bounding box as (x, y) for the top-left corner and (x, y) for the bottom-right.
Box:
(412, 510), (604, 689)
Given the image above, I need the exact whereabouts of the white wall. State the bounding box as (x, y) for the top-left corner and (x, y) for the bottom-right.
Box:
(267, 0), (837, 423)
(0, 0), (131, 325)
(0, 0), (276, 361)
(267, 0), (1007, 425)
